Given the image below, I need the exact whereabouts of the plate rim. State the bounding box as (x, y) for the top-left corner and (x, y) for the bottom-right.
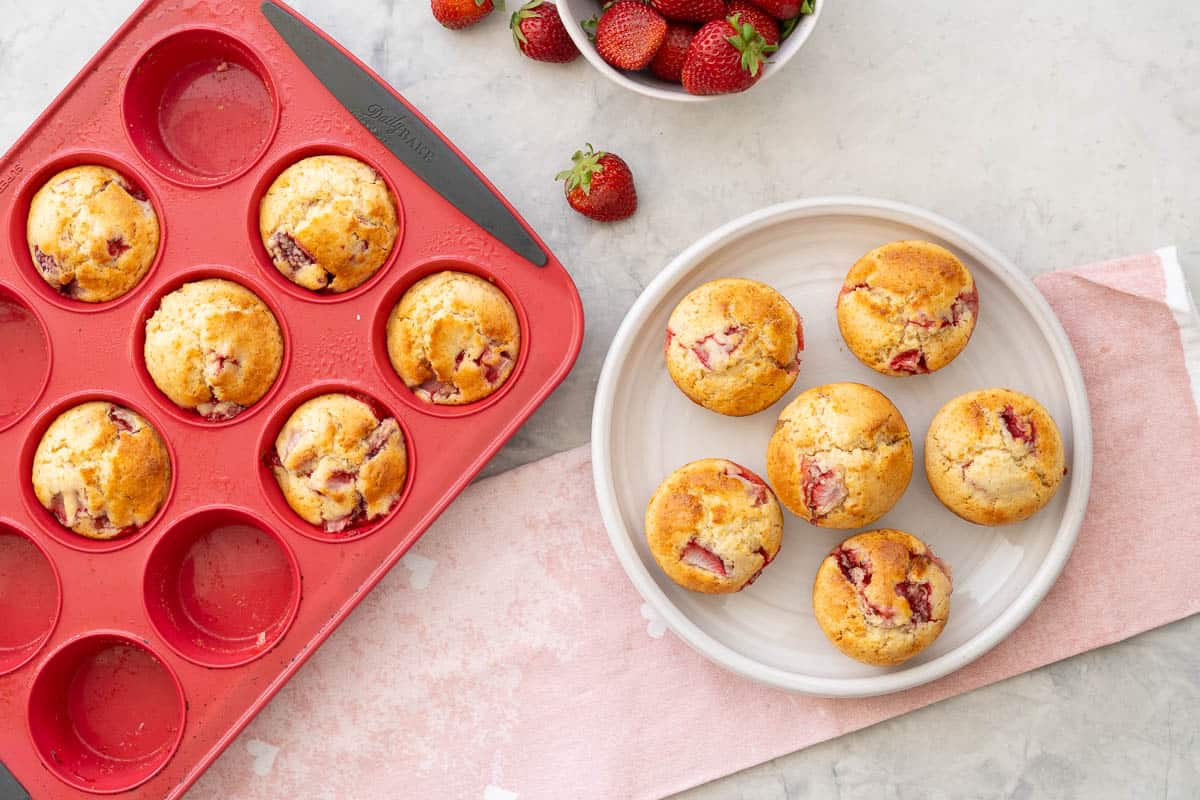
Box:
(590, 196), (1094, 697)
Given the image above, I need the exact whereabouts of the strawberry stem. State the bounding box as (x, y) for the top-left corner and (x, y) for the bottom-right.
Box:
(725, 13), (778, 77)
(555, 143), (607, 196)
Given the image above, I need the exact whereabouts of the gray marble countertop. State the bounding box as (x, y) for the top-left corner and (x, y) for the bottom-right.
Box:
(2, 1), (1197, 797)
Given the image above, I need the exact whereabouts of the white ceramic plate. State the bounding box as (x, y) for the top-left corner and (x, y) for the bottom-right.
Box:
(559, 0), (823, 103)
(591, 198), (1092, 697)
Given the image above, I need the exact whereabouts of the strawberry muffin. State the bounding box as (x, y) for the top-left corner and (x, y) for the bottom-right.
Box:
(766, 382), (912, 528)
(26, 165), (160, 302)
(387, 271), (520, 405)
(645, 458), (783, 594)
(259, 155), (398, 293)
(32, 402), (171, 539)
(144, 279), (284, 421)
(665, 278), (803, 416)
(836, 240), (979, 376)
(813, 529), (953, 666)
(925, 388), (1066, 525)
(269, 393), (407, 533)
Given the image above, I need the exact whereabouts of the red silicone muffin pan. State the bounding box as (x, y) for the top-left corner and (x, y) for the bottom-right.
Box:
(0, 2), (583, 797)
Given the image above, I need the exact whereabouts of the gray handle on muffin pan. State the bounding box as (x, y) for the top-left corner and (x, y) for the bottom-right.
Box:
(0, 760), (30, 800)
(261, 2), (548, 267)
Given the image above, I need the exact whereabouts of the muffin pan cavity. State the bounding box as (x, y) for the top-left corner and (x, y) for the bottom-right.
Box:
(144, 507), (301, 667)
(7, 152), (165, 313)
(123, 29), (279, 187)
(257, 383), (415, 543)
(132, 266), (291, 427)
(0, 522), (61, 675)
(26, 633), (186, 793)
(372, 258), (530, 418)
(247, 143), (405, 304)
(19, 393), (177, 554)
(0, 282), (51, 432)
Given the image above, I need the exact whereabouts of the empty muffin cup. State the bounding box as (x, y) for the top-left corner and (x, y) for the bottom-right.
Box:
(27, 633), (186, 793)
(0, 522), (61, 675)
(0, 283), (51, 431)
(123, 28), (279, 186)
(143, 507), (301, 668)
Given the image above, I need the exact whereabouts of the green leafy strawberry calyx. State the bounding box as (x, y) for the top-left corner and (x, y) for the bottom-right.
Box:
(511, 0), (546, 49)
(581, 14), (599, 41)
(477, 0), (503, 8)
(725, 14), (779, 77)
(555, 144), (607, 197)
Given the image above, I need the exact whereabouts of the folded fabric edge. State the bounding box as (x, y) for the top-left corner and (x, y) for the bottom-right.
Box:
(1157, 246), (1200, 419)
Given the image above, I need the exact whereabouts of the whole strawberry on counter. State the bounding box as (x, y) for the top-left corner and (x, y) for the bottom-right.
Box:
(556, 144), (638, 222)
(681, 14), (778, 95)
(594, 1), (668, 71)
(510, 1), (579, 62)
(432, 0), (502, 29)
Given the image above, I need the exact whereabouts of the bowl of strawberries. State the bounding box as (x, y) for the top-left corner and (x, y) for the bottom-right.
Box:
(560, 0), (820, 100)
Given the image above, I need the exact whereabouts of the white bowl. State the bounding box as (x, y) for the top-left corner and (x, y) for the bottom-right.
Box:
(559, 0), (823, 102)
(591, 197), (1093, 696)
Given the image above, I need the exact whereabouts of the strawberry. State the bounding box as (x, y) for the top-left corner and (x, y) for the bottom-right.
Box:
(649, 22), (697, 83)
(726, 0), (780, 45)
(556, 144), (637, 222)
(681, 14), (777, 95)
(749, 0), (814, 20)
(432, 0), (502, 29)
(594, 1), (668, 71)
(511, 1), (579, 62)
(649, 0), (725, 23)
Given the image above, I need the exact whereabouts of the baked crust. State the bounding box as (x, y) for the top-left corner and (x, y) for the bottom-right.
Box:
(144, 279), (284, 420)
(665, 278), (803, 417)
(812, 529), (953, 666)
(271, 393), (407, 533)
(259, 155), (398, 293)
(26, 165), (159, 302)
(386, 271), (520, 405)
(645, 458), (783, 594)
(32, 401), (171, 539)
(836, 240), (978, 376)
(766, 382), (913, 528)
(924, 388), (1066, 525)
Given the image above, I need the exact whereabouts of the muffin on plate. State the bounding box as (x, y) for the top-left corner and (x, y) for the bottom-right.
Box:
(386, 271), (520, 405)
(836, 240), (978, 376)
(259, 155), (398, 293)
(645, 458), (783, 593)
(144, 278), (284, 420)
(270, 393), (407, 533)
(813, 529), (953, 666)
(32, 401), (171, 539)
(665, 278), (803, 417)
(766, 382), (912, 528)
(925, 388), (1066, 525)
(26, 165), (160, 302)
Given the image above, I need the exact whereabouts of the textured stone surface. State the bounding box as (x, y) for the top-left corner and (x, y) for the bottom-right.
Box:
(3, 1), (1197, 797)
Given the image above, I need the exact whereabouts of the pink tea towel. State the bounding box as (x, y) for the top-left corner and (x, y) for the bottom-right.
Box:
(193, 248), (1200, 800)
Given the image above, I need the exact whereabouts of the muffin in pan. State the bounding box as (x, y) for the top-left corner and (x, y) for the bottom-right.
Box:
(386, 271), (520, 405)
(270, 393), (407, 533)
(259, 155), (399, 293)
(144, 278), (284, 421)
(766, 382), (913, 528)
(26, 165), (160, 303)
(925, 388), (1066, 525)
(645, 458), (783, 594)
(836, 240), (978, 376)
(813, 529), (953, 666)
(32, 401), (171, 539)
(665, 278), (803, 417)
